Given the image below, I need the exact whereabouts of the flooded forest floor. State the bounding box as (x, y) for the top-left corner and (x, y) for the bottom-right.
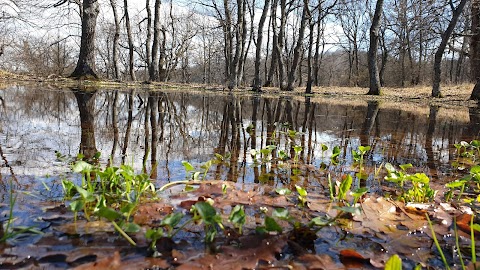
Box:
(0, 75), (480, 269)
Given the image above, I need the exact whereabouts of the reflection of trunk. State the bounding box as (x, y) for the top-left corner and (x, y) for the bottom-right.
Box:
(251, 96), (260, 182)
(361, 101), (380, 146)
(121, 90), (135, 164)
(110, 91), (119, 164)
(73, 89), (98, 160)
(467, 106), (480, 137)
(425, 105), (438, 177)
(149, 92), (159, 178)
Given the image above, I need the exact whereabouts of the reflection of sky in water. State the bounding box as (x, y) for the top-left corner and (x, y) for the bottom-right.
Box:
(0, 85), (475, 203)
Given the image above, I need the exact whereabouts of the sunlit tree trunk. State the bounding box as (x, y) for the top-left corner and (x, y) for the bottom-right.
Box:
(367, 0), (383, 95)
(432, 0), (467, 98)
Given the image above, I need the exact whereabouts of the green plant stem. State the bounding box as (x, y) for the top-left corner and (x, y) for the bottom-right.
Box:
(111, 220), (136, 246)
(453, 216), (466, 270)
(159, 180), (203, 191)
(471, 215), (476, 266)
(426, 214), (450, 270)
(171, 218), (194, 238)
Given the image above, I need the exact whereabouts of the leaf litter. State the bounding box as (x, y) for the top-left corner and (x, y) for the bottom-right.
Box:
(1, 179), (480, 269)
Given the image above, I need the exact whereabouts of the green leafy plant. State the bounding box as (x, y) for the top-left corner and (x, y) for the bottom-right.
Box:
(62, 160), (157, 245)
(229, 205), (246, 234)
(384, 163), (436, 203)
(190, 201), (224, 245)
(295, 185), (308, 207)
(352, 145), (371, 169)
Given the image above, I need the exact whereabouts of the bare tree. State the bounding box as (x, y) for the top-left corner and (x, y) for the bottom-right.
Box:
(252, 0), (271, 92)
(109, 0), (120, 80)
(432, 0), (467, 98)
(70, 0), (99, 79)
(286, 0), (309, 91)
(367, 0), (384, 95)
(149, 0), (161, 81)
(471, 0), (480, 100)
(123, 0), (136, 81)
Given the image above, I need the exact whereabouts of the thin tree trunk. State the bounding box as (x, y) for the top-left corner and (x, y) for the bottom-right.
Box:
(252, 0), (270, 92)
(306, 6), (314, 94)
(432, 0), (467, 98)
(286, 0), (307, 91)
(124, 0), (137, 81)
(145, 0), (152, 75)
(149, 0), (161, 81)
(109, 0), (120, 80)
(265, 0), (278, 87)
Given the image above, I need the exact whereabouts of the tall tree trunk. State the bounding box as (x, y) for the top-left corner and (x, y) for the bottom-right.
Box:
(305, 5), (314, 94)
(124, 0), (137, 81)
(145, 0), (152, 75)
(109, 0), (120, 80)
(367, 0), (384, 95)
(70, 0), (99, 79)
(227, 0), (245, 90)
(252, 0), (270, 92)
(159, 29), (167, 81)
(286, 0), (308, 92)
(471, 0), (480, 100)
(265, 0), (278, 87)
(276, 0), (287, 90)
(432, 0), (467, 98)
(149, 0), (161, 81)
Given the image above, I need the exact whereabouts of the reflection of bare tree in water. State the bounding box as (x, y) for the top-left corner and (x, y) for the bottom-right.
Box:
(426, 105), (438, 179)
(215, 95), (242, 182)
(143, 92), (160, 178)
(361, 100), (380, 146)
(73, 88), (98, 161)
(302, 97), (317, 164)
(109, 91), (119, 165)
(121, 90), (134, 164)
(467, 106), (480, 138)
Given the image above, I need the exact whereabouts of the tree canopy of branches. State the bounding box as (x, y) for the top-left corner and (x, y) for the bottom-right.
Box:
(1, 0), (479, 97)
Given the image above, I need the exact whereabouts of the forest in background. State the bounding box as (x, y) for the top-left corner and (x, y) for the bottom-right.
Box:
(0, 0), (478, 94)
